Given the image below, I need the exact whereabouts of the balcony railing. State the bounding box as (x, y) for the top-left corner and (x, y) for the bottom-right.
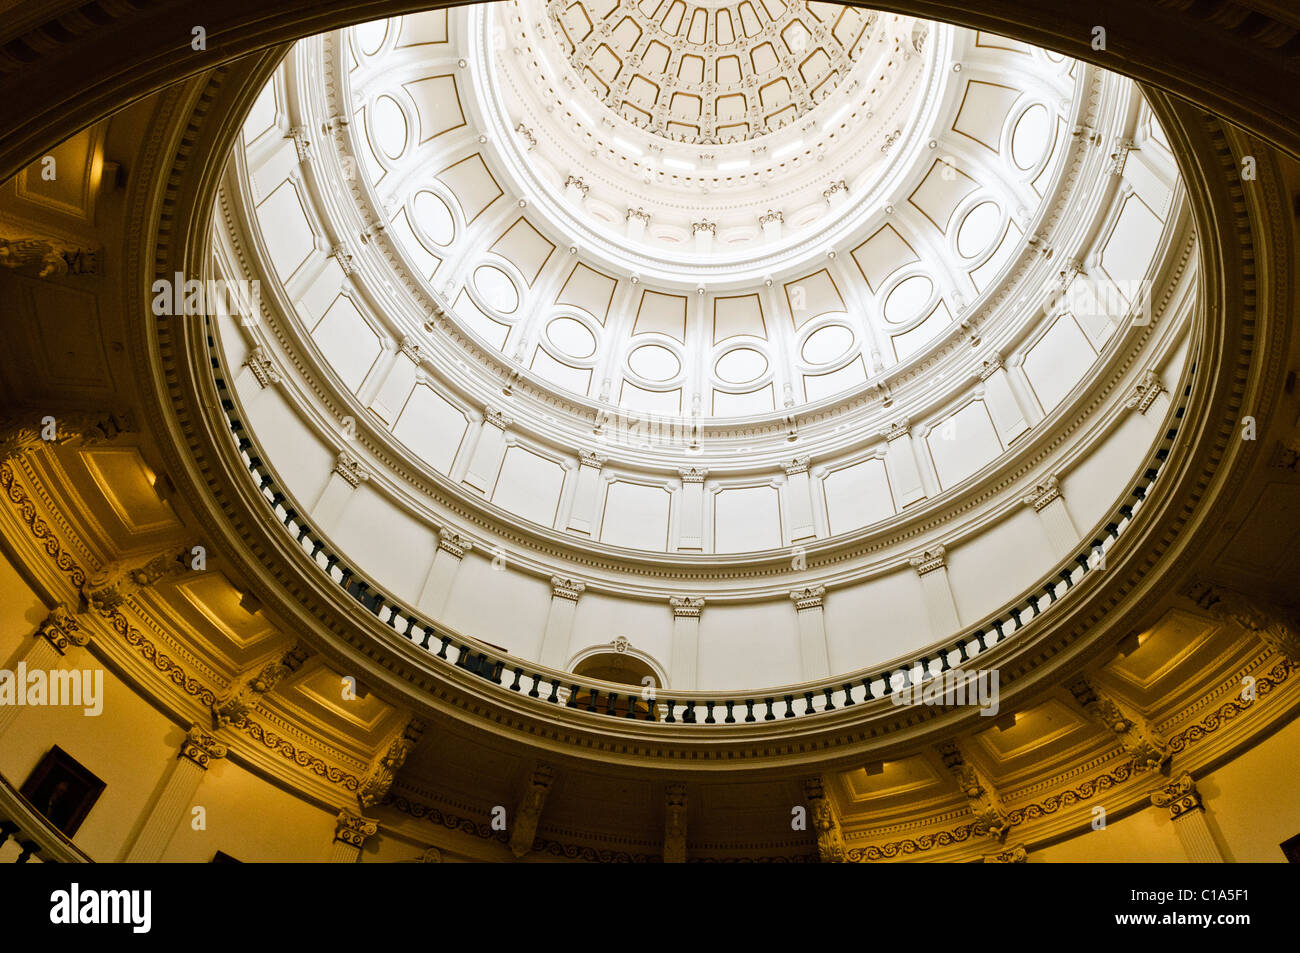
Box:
(0, 774), (90, 863)
(207, 314), (1188, 726)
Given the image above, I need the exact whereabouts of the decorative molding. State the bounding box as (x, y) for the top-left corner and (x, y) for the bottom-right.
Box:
(664, 782), (687, 863)
(437, 528), (472, 559)
(1066, 674), (1171, 772)
(677, 466), (708, 483)
(1184, 582), (1300, 661)
(334, 810), (378, 848)
(509, 763), (556, 858)
(982, 842), (1028, 863)
(879, 418), (910, 441)
(333, 448), (369, 488)
(484, 408), (514, 430)
(625, 207), (650, 224)
(550, 576), (586, 602)
(691, 220), (716, 236)
(1126, 368), (1166, 414)
(398, 337), (422, 363)
(908, 545), (946, 576)
(789, 585), (826, 611)
(242, 345), (281, 388)
(802, 777), (845, 862)
(212, 641), (310, 728)
(578, 449), (607, 468)
(180, 723), (228, 769)
(669, 595), (705, 618)
(35, 603), (88, 655)
(977, 354), (1004, 381)
(758, 209), (783, 226)
(1021, 475), (1062, 511)
(1149, 772), (1202, 819)
(285, 126), (312, 161)
(938, 741), (1011, 842)
(358, 717), (426, 809)
(781, 456), (810, 475)
(0, 235), (99, 277)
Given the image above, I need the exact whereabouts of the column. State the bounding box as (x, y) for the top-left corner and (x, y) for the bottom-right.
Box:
(910, 545), (961, 637)
(365, 337), (421, 426)
(977, 355), (1029, 444)
(880, 418), (926, 508)
(331, 810), (378, 863)
(416, 528), (472, 617)
(509, 763), (556, 859)
(664, 782), (688, 863)
(790, 586), (830, 681)
(1003, 353), (1044, 426)
(1021, 476), (1079, 560)
(462, 408), (511, 494)
(0, 605), (89, 739)
(1126, 367), (1170, 418)
(123, 725), (227, 862)
(676, 467), (707, 551)
(537, 577), (585, 669)
(782, 457), (816, 544)
(668, 596), (704, 690)
(564, 450), (606, 535)
(1150, 774), (1224, 862)
(312, 449), (369, 532)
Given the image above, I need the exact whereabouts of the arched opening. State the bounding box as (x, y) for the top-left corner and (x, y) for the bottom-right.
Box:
(570, 651), (660, 717)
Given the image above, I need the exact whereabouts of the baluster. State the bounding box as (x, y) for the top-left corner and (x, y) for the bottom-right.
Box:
(842, 683), (855, 705)
(625, 693), (639, 718)
(763, 697), (776, 721)
(783, 694), (795, 718)
(880, 671), (894, 697)
(16, 840), (37, 864)
(823, 687), (835, 711)
(665, 700), (677, 723)
(606, 692), (619, 716)
(973, 629), (987, 653)
(509, 668), (523, 692)
(724, 700), (736, 724)
(566, 684), (580, 708)
(704, 701), (716, 724)
(992, 619), (1006, 642)
(586, 688), (600, 712)
(436, 635), (451, 659)
(683, 701), (697, 724)
(547, 680), (560, 704)
(744, 699), (756, 723)
(861, 676), (875, 701)
(898, 667), (912, 692)
(528, 674), (542, 698)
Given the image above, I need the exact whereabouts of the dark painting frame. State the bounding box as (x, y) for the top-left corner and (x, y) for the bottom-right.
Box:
(19, 745), (106, 837)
